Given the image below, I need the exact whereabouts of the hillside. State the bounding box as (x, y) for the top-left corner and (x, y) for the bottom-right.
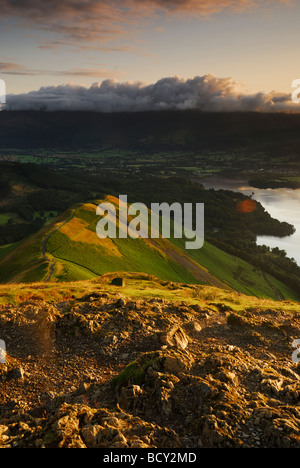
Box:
(1, 276), (300, 448)
(1, 161), (300, 300)
(0, 196), (297, 301)
(1, 111), (300, 161)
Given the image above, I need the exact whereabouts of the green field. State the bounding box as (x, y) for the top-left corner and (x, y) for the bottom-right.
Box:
(0, 212), (21, 225)
(33, 210), (59, 224)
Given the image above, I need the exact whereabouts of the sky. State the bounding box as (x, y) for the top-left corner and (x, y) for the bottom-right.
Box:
(1, 0), (300, 111)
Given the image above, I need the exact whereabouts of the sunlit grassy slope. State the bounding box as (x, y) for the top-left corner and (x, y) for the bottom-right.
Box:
(0, 273), (299, 324)
(0, 197), (298, 302)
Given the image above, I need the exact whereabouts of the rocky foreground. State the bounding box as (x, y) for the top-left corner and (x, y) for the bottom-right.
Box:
(1, 290), (300, 448)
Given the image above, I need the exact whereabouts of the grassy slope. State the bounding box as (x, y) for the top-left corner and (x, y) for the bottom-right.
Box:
(45, 200), (210, 285)
(0, 198), (298, 301)
(0, 273), (299, 320)
(172, 238), (299, 301)
(0, 232), (48, 283)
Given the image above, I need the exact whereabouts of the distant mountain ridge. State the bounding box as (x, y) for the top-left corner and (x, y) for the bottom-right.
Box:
(1, 110), (300, 155)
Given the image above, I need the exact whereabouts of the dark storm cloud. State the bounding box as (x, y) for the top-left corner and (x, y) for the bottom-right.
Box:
(5, 74), (296, 112)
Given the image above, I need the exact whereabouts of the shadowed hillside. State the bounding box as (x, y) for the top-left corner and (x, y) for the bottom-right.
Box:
(1, 111), (300, 157)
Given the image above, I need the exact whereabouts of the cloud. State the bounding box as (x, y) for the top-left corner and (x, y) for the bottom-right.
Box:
(37, 40), (135, 53)
(0, 61), (27, 74)
(0, 61), (124, 78)
(1, 1), (136, 44)
(132, 0), (284, 16)
(0, 1), (292, 45)
(5, 74), (297, 112)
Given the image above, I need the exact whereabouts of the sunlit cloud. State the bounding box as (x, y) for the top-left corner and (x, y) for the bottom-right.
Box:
(0, 61), (27, 74)
(5, 74), (298, 112)
(134, 0), (292, 14)
(0, 0), (292, 46)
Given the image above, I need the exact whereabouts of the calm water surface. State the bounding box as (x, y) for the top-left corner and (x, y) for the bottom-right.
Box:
(200, 177), (300, 266)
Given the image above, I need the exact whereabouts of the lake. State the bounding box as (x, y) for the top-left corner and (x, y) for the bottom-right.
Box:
(200, 176), (300, 266)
